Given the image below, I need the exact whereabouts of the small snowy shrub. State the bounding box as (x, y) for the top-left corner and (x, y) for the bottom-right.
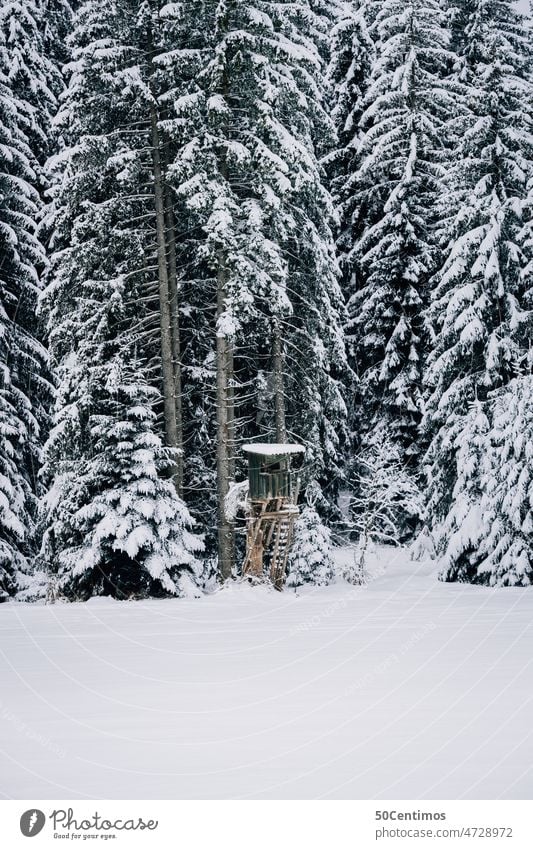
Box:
(286, 506), (334, 589)
(410, 525), (436, 562)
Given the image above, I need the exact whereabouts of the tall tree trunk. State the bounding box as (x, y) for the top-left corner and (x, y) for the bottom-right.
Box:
(216, 244), (235, 580)
(164, 190), (184, 496)
(272, 320), (287, 443)
(227, 345), (235, 481)
(214, 1), (235, 581)
(149, 102), (180, 490)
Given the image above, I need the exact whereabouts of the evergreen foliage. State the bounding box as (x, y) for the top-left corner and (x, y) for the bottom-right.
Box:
(41, 360), (204, 600)
(0, 0), (60, 600)
(1, 0), (531, 596)
(475, 377), (533, 586)
(351, 0), (454, 462)
(327, 0), (374, 295)
(0, 0), (62, 163)
(169, 0), (348, 542)
(424, 0), (533, 582)
(40, 0), (204, 599)
(287, 505), (334, 588)
(438, 378), (533, 586)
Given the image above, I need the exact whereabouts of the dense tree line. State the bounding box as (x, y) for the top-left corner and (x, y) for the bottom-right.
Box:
(0, 0), (531, 601)
(331, 0), (533, 585)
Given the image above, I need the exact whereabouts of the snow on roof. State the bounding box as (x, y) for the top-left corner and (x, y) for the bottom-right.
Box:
(242, 442), (305, 456)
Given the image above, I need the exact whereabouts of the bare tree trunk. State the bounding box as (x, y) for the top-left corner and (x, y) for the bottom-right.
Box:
(149, 102), (180, 489)
(227, 345), (235, 481)
(214, 1), (235, 581)
(272, 320), (287, 443)
(164, 192), (184, 496)
(216, 245), (235, 580)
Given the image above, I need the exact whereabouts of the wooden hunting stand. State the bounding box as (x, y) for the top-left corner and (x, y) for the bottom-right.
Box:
(242, 443), (304, 589)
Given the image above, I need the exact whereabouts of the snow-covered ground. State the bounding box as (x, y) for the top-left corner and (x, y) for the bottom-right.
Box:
(1, 548), (532, 800)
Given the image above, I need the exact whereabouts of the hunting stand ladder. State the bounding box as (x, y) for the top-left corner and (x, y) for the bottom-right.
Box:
(242, 444), (304, 589)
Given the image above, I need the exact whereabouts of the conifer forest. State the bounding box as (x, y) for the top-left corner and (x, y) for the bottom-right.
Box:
(1, 0), (532, 605)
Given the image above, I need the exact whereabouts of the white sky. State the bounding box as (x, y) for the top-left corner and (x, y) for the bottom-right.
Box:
(516, 0), (529, 13)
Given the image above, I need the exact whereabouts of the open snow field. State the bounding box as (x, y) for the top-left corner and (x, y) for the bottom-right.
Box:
(1, 548), (532, 800)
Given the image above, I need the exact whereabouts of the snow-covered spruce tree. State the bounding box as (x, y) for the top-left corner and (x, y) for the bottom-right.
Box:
(169, 0), (348, 575)
(0, 1), (64, 600)
(41, 354), (204, 600)
(325, 1), (375, 470)
(423, 0), (533, 581)
(437, 377), (533, 586)
(434, 401), (491, 584)
(287, 487), (334, 589)
(0, 70), (37, 600)
(349, 0), (454, 464)
(326, 0), (374, 311)
(40, 0), (204, 600)
(474, 376), (533, 586)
